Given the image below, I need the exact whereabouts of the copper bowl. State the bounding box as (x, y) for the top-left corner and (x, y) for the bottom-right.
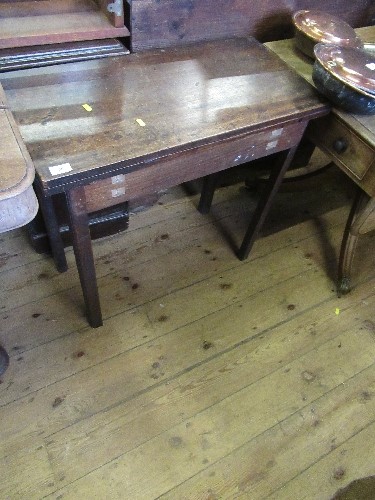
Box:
(312, 43), (375, 114)
(293, 10), (363, 58)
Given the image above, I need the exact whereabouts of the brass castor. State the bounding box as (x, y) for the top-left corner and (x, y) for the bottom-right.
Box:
(338, 276), (351, 297)
(0, 345), (9, 376)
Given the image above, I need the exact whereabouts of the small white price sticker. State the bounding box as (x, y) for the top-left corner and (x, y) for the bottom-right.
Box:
(49, 163), (73, 175)
(366, 63), (375, 71)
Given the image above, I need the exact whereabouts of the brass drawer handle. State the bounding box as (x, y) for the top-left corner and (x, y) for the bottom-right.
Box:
(332, 138), (348, 154)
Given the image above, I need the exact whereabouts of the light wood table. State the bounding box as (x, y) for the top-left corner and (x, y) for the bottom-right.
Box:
(0, 83), (39, 376)
(266, 26), (375, 294)
(0, 37), (329, 327)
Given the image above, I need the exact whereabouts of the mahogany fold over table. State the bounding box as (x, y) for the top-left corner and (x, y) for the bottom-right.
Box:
(0, 37), (329, 327)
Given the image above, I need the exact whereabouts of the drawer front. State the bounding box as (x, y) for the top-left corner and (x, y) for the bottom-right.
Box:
(84, 120), (306, 212)
(307, 115), (375, 181)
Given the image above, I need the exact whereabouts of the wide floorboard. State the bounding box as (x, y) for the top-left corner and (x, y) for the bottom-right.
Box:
(1, 157), (374, 499)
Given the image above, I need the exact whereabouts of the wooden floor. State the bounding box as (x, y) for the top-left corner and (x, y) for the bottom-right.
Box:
(1, 156), (375, 499)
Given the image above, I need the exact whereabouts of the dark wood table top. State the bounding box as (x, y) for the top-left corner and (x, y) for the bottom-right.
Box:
(0, 37), (329, 194)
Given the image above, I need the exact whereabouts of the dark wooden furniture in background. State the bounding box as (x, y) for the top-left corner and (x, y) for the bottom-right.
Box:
(128, 0), (374, 51)
(0, 0), (130, 49)
(26, 196), (129, 254)
(266, 26), (375, 295)
(0, 0), (131, 252)
(0, 39), (129, 72)
(1, 36), (329, 327)
(0, 0), (131, 72)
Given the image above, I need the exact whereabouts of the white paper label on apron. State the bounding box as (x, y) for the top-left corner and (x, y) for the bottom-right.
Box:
(111, 174), (125, 185)
(271, 128), (283, 138)
(111, 187), (126, 198)
(266, 140), (278, 150)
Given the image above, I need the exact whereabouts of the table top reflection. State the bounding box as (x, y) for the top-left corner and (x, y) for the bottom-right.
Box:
(0, 37), (328, 193)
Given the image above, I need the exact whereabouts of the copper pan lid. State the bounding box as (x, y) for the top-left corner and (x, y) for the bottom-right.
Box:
(314, 43), (375, 97)
(293, 10), (363, 49)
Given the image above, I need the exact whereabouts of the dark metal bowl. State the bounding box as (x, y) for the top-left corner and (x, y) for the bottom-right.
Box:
(312, 43), (375, 115)
(312, 61), (375, 114)
(293, 10), (363, 58)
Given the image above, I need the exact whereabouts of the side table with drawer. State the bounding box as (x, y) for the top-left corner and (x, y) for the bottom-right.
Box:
(307, 110), (375, 294)
(266, 27), (375, 294)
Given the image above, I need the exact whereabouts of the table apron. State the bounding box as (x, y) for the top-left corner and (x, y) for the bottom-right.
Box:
(83, 120), (307, 213)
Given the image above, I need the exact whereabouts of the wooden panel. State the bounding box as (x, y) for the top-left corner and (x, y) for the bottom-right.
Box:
(130, 0), (373, 51)
(0, 0), (130, 49)
(0, 0), (100, 17)
(84, 121), (305, 212)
